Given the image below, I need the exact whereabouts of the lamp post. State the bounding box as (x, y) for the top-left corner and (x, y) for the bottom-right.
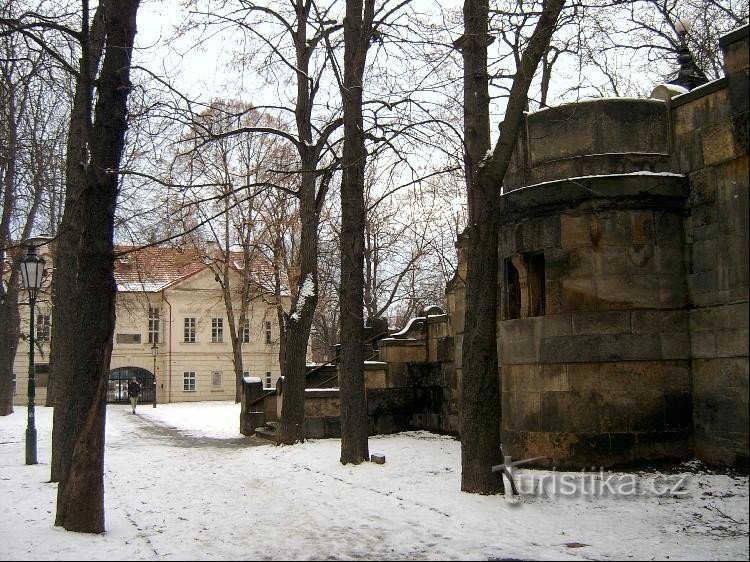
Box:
(670, 17), (709, 91)
(151, 342), (158, 408)
(20, 244), (45, 465)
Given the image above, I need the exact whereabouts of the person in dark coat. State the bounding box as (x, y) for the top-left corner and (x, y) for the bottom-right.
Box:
(128, 377), (142, 414)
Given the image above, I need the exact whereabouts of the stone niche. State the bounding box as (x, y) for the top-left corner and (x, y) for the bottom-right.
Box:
(498, 97), (694, 469)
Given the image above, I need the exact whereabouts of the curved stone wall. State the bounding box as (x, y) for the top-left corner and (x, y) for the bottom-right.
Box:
(504, 98), (673, 191)
(498, 174), (692, 468)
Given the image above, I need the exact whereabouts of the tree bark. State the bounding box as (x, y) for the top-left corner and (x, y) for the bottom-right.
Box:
(337, 0), (373, 465)
(50, 0), (106, 485)
(52, 0), (140, 533)
(459, 0), (565, 494)
(0, 272), (20, 417)
(0, 94), (20, 416)
(277, 152), (319, 444)
(276, 0), (327, 445)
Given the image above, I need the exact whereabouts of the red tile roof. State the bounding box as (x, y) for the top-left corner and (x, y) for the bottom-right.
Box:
(113, 245), (284, 294)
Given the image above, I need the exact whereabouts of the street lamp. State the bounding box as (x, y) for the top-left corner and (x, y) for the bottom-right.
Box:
(151, 342), (158, 408)
(669, 17), (709, 91)
(20, 244), (45, 465)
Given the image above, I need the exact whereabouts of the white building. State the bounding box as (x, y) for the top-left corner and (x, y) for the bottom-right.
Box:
(12, 243), (289, 405)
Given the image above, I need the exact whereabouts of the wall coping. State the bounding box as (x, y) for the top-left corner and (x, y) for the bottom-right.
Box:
(380, 337), (423, 346)
(498, 172), (687, 222)
(305, 388), (340, 397)
(669, 77), (727, 109)
(719, 23), (749, 49)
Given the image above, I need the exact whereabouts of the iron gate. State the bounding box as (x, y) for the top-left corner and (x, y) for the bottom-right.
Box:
(108, 367), (155, 404)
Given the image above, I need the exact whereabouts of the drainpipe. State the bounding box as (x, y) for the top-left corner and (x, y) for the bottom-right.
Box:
(161, 289), (173, 403)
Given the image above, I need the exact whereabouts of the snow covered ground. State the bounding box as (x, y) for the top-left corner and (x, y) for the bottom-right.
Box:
(1, 401), (748, 561)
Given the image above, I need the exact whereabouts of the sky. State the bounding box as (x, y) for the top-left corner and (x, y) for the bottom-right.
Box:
(1, 401), (748, 561)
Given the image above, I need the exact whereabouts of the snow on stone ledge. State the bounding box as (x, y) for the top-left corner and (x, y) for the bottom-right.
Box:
(505, 170), (686, 193)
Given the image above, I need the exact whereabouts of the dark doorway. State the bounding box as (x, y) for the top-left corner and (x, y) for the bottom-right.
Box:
(108, 367), (154, 404)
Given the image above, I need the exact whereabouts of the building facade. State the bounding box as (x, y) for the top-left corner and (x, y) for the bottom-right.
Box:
(12, 244), (287, 406)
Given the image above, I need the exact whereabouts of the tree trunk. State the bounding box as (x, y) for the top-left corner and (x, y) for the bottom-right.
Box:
(459, 0), (565, 494)
(338, 0), (373, 465)
(53, 0), (140, 533)
(276, 2), (325, 445)
(0, 85), (19, 417)
(277, 156), (319, 445)
(50, 2), (106, 484)
(0, 280), (20, 416)
(0, 78), (46, 415)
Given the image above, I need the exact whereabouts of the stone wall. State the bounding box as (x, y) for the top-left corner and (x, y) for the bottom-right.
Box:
(486, 24), (749, 469)
(298, 360), (449, 439)
(379, 310), (459, 434)
(504, 99), (673, 191)
(497, 176), (692, 468)
(241, 26), (748, 469)
(674, 26), (749, 468)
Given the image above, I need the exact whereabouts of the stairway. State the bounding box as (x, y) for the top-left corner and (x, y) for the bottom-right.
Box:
(254, 420), (278, 441)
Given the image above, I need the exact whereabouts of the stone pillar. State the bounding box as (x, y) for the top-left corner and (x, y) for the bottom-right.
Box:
(240, 375), (265, 436)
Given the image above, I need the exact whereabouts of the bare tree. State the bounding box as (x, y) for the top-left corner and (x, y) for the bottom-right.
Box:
(0, 0), (68, 415)
(179, 0), (346, 445)
(336, 0), (378, 465)
(164, 100), (298, 402)
(458, 0), (565, 494)
(26, 0), (141, 533)
(496, 0), (749, 107)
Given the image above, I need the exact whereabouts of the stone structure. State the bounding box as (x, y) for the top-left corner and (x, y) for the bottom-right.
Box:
(485, 24), (748, 469)
(248, 307), (457, 439)
(245, 25), (747, 471)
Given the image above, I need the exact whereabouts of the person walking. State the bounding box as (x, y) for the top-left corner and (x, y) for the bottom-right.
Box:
(128, 376), (142, 414)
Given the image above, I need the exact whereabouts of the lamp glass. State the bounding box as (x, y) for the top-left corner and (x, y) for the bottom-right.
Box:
(674, 17), (691, 34)
(20, 248), (45, 296)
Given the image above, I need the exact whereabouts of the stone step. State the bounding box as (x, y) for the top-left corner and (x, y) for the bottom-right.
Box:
(254, 426), (277, 441)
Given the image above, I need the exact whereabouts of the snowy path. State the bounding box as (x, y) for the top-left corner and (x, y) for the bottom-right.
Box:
(1, 403), (748, 560)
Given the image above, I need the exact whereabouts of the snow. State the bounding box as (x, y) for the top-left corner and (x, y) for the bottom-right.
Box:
(1, 402), (748, 561)
(290, 275), (316, 321)
(298, 275), (315, 301)
(117, 282), (168, 293)
(533, 97), (664, 112)
(388, 316), (425, 337)
(504, 170), (686, 193)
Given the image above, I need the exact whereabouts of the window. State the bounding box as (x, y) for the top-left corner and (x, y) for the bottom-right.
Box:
(183, 371), (196, 391)
(241, 319), (250, 344)
(148, 307), (160, 344)
(265, 321), (272, 344)
(184, 317), (196, 343)
(504, 252), (546, 320)
(36, 314), (51, 342)
(35, 364), (50, 387)
(265, 371), (272, 389)
(212, 318), (224, 343)
(211, 371), (222, 388)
